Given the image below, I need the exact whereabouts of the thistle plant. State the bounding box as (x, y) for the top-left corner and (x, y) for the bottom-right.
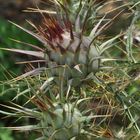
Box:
(1, 0), (140, 140)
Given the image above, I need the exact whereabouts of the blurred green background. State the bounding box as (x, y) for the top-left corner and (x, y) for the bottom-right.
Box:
(0, 1), (41, 139)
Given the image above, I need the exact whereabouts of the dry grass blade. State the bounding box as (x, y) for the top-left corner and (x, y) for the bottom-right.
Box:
(4, 125), (39, 131)
(24, 8), (57, 14)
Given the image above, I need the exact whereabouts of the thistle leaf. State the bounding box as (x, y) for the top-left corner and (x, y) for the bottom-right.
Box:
(9, 21), (48, 45)
(1, 48), (44, 58)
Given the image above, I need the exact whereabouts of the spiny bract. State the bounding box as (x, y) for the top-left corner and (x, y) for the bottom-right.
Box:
(5, 0), (134, 86)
